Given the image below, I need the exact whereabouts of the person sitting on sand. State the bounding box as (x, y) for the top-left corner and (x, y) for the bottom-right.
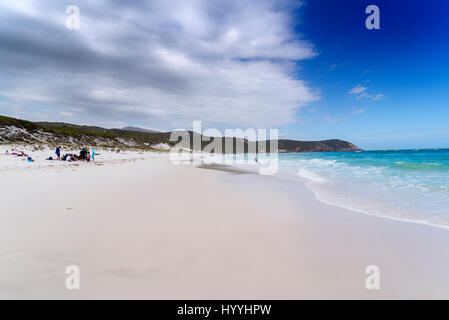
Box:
(62, 154), (74, 162)
(27, 156), (34, 162)
(4, 150), (9, 155)
(80, 148), (88, 160)
(55, 146), (61, 160)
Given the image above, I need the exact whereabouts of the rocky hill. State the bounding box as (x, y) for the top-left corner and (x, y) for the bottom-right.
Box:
(0, 115), (361, 153)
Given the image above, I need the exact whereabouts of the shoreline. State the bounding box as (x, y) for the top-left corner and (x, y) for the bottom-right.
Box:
(310, 185), (449, 231)
(3, 147), (449, 231)
(1, 149), (449, 299)
(200, 159), (449, 231)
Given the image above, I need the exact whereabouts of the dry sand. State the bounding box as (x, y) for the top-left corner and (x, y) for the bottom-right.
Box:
(1, 151), (449, 299)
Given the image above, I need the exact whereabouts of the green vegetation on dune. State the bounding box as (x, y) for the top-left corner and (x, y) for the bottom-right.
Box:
(35, 121), (173, 144)
(0, 115), (40, 131)
(0, 115), (173, 147)
(0, 115), (361, 152)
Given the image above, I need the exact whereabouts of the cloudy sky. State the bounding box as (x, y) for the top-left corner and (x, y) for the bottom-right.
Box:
(1, 0), (449, 149)
(0, 0), (318, 130)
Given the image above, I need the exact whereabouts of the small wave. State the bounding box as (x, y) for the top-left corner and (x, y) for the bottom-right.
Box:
(393, 161), (447, 171)
(277, 150), (449, 229)
(307, 158), (338, 166)
(305, 183), (449, 229)
(296, 168), (328, 183)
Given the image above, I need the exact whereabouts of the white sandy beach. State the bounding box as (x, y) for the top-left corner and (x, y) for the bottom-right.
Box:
(1, 147), (449, 299)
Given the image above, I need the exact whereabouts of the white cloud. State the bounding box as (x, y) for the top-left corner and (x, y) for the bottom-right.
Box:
(356, 92), (372, 100)
(0, 0), (318, 129)
(373, 94), (386, 101)
(324, 115), (347, 123)
(352, 108), (366, 115)
(356, 92), (386, 101)
(349, 85), (367, 94)
(349, 85), (385, 102)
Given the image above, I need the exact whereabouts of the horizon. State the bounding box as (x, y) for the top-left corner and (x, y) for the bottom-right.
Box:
(1, 0), (448, 150)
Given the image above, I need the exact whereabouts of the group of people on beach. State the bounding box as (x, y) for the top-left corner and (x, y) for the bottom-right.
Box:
(54, 146), (95, 162)
(4, 150), (35, 162)
(3, 147), (96, 163)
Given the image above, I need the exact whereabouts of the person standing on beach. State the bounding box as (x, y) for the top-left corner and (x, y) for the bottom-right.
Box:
(55, 146), (61, 160)
(91, 148), (95, 161)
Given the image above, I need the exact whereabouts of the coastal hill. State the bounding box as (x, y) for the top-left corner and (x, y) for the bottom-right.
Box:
(121, 126), (160, 133)
(0, 115), (361, 153)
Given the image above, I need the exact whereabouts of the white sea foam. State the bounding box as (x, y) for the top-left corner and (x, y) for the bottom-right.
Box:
(272, 150), (449, 229)
(296, 168), (328, 183)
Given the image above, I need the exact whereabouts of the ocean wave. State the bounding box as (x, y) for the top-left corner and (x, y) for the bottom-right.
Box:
(276, 149), (449, 229)
(391, 161), (447, 171)
(296, 168), (328, 183)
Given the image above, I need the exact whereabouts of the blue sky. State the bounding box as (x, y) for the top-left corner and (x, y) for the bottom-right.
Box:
(282, 0), (449, 150)
(0, 0), (448, 150)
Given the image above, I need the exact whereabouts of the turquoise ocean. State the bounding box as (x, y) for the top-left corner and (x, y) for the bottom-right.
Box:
(233, 149), (449, 228)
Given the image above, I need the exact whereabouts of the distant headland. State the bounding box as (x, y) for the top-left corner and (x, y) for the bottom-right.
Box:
(0, 115), (361, 153)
